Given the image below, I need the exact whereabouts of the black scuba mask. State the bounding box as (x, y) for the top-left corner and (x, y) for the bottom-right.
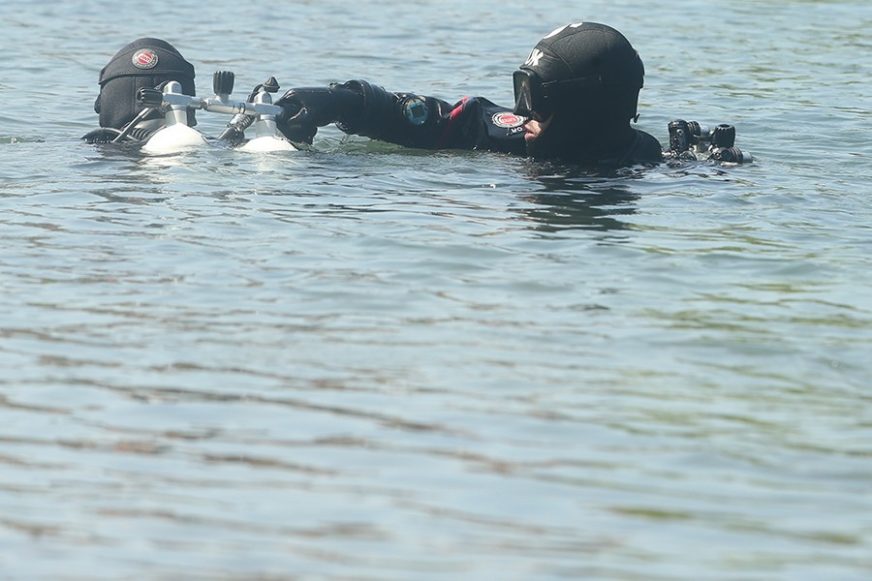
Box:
(512, 69), (542, 120)
(513, 69), (605, 121)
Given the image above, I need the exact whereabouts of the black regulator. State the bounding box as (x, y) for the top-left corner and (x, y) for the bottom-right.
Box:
(664, 119), (752, 164)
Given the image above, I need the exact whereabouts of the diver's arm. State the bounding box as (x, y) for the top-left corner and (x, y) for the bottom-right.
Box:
(276, 80), (520, 151)
(331, 80), (466, 148)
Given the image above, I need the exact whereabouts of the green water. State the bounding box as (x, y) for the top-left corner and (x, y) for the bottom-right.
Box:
(0, 0), (870, 578)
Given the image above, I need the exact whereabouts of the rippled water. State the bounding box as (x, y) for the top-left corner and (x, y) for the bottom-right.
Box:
(1, 0), (871, 579)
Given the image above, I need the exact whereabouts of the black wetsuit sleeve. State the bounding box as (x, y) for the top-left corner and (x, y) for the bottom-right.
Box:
(603, 128), (663, 166)
(336, 80), (527, 155)
(630, 129), (664, 164)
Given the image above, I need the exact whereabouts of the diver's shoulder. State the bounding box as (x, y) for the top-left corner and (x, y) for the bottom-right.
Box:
(633, 129), (663, 159)
(632, 128), (663, 161)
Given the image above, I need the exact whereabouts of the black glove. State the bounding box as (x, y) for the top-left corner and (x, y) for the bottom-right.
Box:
(82, 128), (122, 144)
(275, 85), (363, 144)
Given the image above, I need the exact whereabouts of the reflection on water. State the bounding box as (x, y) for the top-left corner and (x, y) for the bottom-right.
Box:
(2, 0), (872, 579)
(520, 163), (642, 232)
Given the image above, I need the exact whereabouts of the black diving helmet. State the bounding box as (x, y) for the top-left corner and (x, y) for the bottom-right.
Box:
(94, 37), (196, 129)
(512, 22), (645, 124)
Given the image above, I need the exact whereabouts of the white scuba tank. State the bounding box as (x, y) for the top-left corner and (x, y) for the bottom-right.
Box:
(238, 119), (297, 153)
(140, 81), (209, 154)
(237, 90), (297, 153)
(141, 123), (208, 154)
(133, 75), (298, 154)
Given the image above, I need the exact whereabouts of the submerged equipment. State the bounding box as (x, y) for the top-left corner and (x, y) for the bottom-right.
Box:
(136, 70), (296, 153)
(664, 119), (752, 164)
(83, 69), (297, 153)
(85, 38), (294, 152)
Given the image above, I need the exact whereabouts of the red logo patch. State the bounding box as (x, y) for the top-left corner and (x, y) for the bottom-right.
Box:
(491, 112), (525, 129)
(132, 49), (159, 70)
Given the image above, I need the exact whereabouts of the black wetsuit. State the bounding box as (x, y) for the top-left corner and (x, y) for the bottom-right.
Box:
(294, 80), (663, 167)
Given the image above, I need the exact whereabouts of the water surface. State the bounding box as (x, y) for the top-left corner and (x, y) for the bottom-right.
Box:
(1, 0), (871, 579)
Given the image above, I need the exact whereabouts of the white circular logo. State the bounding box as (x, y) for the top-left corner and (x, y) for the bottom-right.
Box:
(491, 112), (525, 128)
(132, 49), (159, 69)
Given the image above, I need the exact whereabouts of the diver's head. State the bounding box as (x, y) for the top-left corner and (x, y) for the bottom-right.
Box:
(95, 37), (196, 129)
(513, 22), (645, 158)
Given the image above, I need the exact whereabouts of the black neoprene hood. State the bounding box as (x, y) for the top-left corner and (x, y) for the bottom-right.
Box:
(518, 21), (646, 125)
(520, 22), (644, 88)
(99, 38), (195, 87)
(96, 37), (196, 129)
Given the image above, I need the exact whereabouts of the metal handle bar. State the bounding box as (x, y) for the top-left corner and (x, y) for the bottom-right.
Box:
(138, 87), (283, 118)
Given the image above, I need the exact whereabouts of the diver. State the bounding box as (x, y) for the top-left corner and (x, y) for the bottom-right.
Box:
(82, 26), (749, 164)
(272, 22), (664, 168)
(82, 37), (197, 144)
